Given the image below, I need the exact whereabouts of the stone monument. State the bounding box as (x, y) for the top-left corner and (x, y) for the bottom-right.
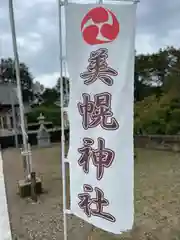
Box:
(37, 113), (51, 147)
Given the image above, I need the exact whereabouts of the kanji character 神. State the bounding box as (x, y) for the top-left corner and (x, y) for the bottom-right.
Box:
(80, 48), (118, 86)
(78, 184), (116, 222)
(78, 137), (115, 180)
(77, 92), (119, 130)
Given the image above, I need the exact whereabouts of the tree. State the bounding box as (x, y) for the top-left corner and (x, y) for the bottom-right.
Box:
(135, 47), (180, 87)
(134, 46), (180, 134)
(55, 77), (70, 95)
(55, 77), (70, 106)
(27, 104), (61, 126)
(0, 58), (34, 102)
(134, 57), (162, 102)
(41, 88), (59, 105)
(134, 47), (180, 102)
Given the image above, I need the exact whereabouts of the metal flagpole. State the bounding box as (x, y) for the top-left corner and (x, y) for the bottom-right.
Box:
(57, 0), (68, 240)
(63, 61), (69, 108)
(8, 0), (29, 177)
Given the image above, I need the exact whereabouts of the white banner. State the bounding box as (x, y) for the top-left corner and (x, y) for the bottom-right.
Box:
(66, 2), (136, 234)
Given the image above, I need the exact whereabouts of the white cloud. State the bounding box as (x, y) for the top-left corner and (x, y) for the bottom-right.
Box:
(17, 33), (43, 55)
(35, 72), (60, 87)
(0, 8), (6, 20)
(37, 18), (57, 34)
(158, 29), (180, 49)
(135, 34), (155, 54)
(0, 34), (13, 58)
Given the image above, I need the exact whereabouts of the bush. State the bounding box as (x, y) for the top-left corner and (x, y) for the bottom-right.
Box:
(134, 94), (180, 135)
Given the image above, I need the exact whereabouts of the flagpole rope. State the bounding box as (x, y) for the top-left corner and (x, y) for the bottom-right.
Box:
(57, 0), (68, 240)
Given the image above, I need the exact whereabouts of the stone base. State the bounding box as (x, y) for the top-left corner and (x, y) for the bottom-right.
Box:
(18, 177), (42, 198)
(37, 137), (51, 148)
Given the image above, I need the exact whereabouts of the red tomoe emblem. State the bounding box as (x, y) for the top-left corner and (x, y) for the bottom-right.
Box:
(81, 7), (120, 45)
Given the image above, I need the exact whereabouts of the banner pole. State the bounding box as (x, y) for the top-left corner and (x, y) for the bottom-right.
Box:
(8, 0), (29, 178)
(63, 0), (69, 115)
(57, 0), (68, 240)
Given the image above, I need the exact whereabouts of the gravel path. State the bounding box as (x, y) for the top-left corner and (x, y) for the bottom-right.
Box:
(3, 146), (180, 240)
(2, 145), (93, 240)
